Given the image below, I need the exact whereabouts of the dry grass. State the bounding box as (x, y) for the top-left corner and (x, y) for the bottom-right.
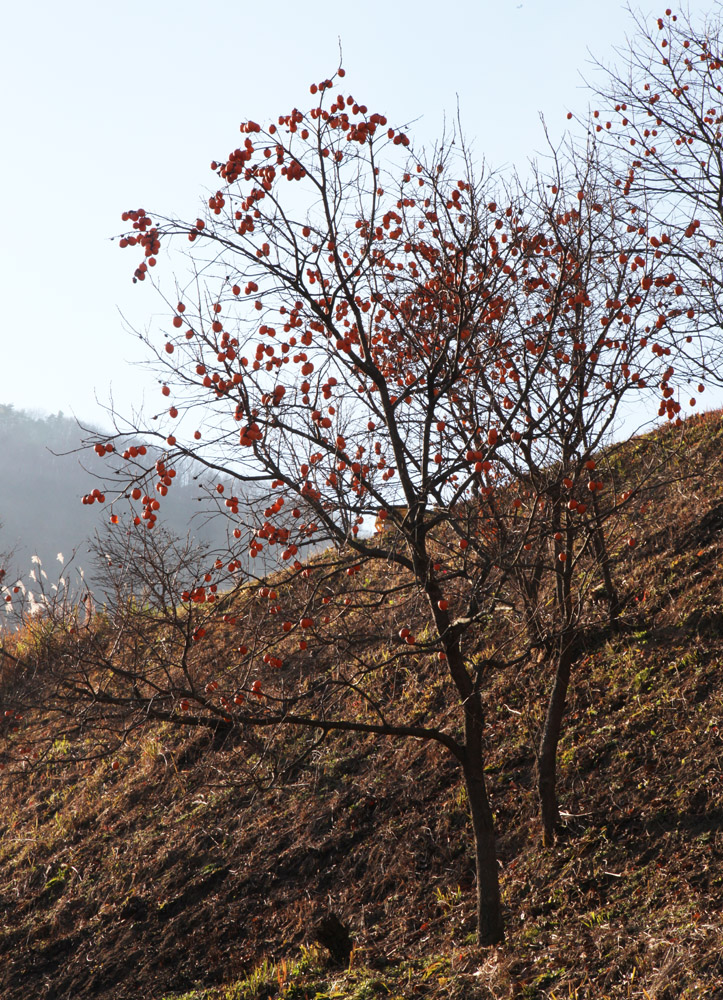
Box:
(1, 411), (723, 1000)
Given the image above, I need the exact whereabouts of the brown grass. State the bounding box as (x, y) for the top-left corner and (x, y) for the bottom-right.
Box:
(1, 410), (723, 1000)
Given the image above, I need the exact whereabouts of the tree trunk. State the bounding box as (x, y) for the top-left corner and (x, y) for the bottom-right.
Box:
(589, 498), (620, 621)
(463, 693), (504, 945)
(537, 641), (575, 846)
(312, 910), (353, 966)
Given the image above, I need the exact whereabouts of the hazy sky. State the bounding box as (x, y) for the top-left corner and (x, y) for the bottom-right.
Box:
(1, 0), (715, 427)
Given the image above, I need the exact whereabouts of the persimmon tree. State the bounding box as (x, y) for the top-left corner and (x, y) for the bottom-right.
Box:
(22, 62), (716, 941)
(477, 137), (700, 844)
(589, 5), (723, 387)
(99, 91), (526, 944)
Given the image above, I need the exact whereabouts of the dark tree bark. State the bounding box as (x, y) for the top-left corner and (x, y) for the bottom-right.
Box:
(312, 911), (353, 966)
(462, 691), (504, 945)
(537, 639), (576, 846)
(589, 495), (621, 622)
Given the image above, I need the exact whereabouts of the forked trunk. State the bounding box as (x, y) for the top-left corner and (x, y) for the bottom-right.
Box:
(589, 507), (621, 622)
(537, 641), (575, 846)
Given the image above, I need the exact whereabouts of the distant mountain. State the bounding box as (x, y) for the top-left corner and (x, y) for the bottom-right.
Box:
(0, 405), (256, 596)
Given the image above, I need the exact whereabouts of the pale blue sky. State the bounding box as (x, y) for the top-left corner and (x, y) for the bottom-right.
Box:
(2, 0), (712, 426)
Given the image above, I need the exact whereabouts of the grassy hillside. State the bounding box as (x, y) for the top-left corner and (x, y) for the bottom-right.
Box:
(1, 412), (722, 1000)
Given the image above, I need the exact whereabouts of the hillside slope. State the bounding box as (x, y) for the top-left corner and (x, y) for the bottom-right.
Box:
(1, 412), (722, 1000)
